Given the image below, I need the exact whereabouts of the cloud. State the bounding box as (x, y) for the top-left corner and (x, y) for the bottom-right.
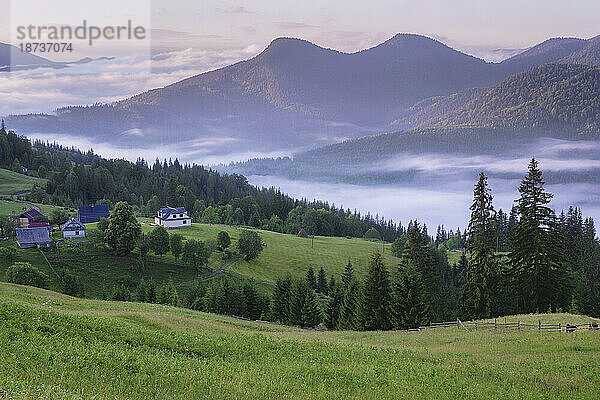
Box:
(276, 22), (319, 29)
(0, 45), (262, 116)
(224, 6), (250, 14)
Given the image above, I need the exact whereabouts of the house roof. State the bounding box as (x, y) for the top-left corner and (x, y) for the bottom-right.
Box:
(78, 205), (110, 223)
(16, 227), (51, 244)
(62, 218), (86, 231)
(28, 222), (50, 229)
(18, 208), (44, 220)
(157, 207), (188, 219)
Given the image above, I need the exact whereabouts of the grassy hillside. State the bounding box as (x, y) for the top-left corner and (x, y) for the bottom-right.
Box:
(139, 221), (403, 283)
(1, 220), (421, 299)
(1, 283), (599, 399)
(0, 200), (68, 217)
(0, 168), (46, 195)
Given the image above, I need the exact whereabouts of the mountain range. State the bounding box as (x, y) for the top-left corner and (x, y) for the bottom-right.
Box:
(5, 33), (600, 155)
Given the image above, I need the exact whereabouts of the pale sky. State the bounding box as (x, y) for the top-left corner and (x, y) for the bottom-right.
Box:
(1, 0), (599, 118)
(2, 0), (599, 60)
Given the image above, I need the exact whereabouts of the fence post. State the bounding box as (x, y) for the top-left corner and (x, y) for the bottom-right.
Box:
(559, 323), (561, 333)
(539, 320), (541, 332)
(518, 320), (520, 331)
(495, 318), (497, 330)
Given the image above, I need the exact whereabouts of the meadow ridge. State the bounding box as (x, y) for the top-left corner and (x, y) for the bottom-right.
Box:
(0, 283), (599, 399)
(0, 168), (46, 195)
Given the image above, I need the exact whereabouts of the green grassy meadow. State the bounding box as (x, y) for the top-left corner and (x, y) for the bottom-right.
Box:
(140, 221), (403, 283)
(0, 168), (46, 195)
(0, 283), (599, 399)
(1, 219), (461, 300)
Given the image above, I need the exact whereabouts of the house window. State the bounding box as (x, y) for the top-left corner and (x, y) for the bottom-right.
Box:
(180, 214), (183, 217)
(183, 220), (186, 224)
(75, 231), (79, 235)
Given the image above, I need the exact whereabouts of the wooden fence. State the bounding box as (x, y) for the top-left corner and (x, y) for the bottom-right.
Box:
(418, 318), (600, 333)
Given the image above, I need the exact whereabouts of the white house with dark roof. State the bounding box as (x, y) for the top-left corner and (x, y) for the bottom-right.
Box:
(61, 218), (86, 239)
(154, 207), (192, 229)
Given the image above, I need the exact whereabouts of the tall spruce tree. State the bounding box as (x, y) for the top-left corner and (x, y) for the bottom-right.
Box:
(337, 278), (361, 330)
(317, 267), (328, 295)
(360, 252), (392, 331)
(463, 172), (498, 318)
(391, 260), (430, 329)
(509, 158), (569, 313)
(341, 260), (354, 289)
(272, 277), (291, 323)
(289, 280), (307, 326)
(402, 221), (440, 318)
(324, 284), (343, 330)
(305, 267), (317, 290)
(301, 288), (322, 328)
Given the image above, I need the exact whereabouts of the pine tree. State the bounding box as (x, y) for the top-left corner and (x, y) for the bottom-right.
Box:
(317, 267), (328, 295)
(272, 277), (291, 323)
(243, 283), (259, 320)
(341, 260), (353, 289)
(509, 158), (570, 313)
(324, 284), (343, 330)
(391, 260), (430, 329)
(463, 172), (497, 319)
(305, 267), (316, 290)
(402, 220), (439, 318)
(360, 252), (392, 331)
(328, 275), (336, 294)
(301, 288), (322, 328)
(289, 280), (307, 326)
(337, 278), (360, 330)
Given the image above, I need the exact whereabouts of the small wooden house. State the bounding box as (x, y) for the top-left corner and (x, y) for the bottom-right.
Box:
(15, 227), (51, 248)
(155, 207), (192, 229)
(61, 218), (86, 239)
(14, 208), (46, 228)
(297, 228), (309, 238)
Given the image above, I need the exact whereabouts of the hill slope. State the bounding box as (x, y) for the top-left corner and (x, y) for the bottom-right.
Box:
(1, 283), (599, 399)
(561, 36), (600, 66)
(7, 34), (566, 154)
(0, 168), (46, 195)
(435, 64), (600, 132)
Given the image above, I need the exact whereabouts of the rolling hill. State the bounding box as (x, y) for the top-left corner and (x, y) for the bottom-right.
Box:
(9, 33), (593, 155)
(560, 35), (600, 66)
(435, 64), (600, 132)
(1, 283), (599, 398)
(0, 168), (46, 195)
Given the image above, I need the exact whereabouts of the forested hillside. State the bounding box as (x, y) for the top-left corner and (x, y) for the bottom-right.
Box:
(435, 64), (600, 132)
(560, 36), (600, 66)
(0, 126), (403, 240)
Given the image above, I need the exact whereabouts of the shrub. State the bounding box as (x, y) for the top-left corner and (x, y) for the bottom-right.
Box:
(236, 230), (264, 261)
(6, 262), (49, 289)
(109, 282), (132, 301)
(60, 272), (85, 297)
(0, 246), (17, 262)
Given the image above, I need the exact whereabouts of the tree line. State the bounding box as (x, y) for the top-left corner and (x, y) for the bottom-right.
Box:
(1, 126), (403, 241)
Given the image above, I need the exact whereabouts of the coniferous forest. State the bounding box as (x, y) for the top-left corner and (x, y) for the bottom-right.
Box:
(2, 126), (600, 330)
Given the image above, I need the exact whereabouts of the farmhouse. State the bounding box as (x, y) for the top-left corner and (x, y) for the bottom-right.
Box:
(61, 218), (86, 239)
(15, 227), (52, 248)
(155, 207), (192, 229)
(13, 208), (46, 228)
(78, 204), (110, 223)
